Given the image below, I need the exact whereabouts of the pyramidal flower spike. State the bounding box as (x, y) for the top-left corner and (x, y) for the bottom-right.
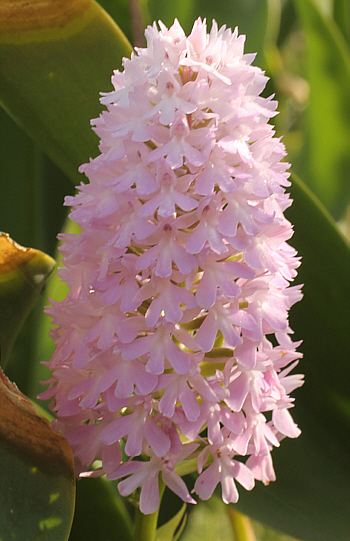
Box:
(40, 18), (304, 514)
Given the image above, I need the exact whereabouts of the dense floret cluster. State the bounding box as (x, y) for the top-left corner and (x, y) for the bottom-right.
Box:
(41, 18), (303, 514)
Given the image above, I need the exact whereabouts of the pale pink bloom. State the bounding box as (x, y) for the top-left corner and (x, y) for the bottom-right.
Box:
(122, 323), (190, 375)
(195, 147), (237, 195)
(272, 408), (301, 439)
(108, 443), (198, 515)
(233, 410), (280, 456)
(148, 115), (207, 169)
(41, 18), (303, 513)
(101, 396), (171, 458)
(246, 451), (276, 485)
(158, 370), (201, 421)
(194, 436), (255, 504)
(141, 277), (197, 327)
(98, 350), (158, 399)
(108, 202), (156, 249)
(136, 222), (196, 278)
(179, 400), (245, 445)
(185, 198), (228, 255)
(144, 69), (197, 125)
(194, 300), (244, 352)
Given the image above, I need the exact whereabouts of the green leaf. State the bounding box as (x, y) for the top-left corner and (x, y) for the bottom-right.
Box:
(333, 0), (350, 42)
(288, 173), (350, 443)
(227, 508), (257, 541)
(97, 0), (141, 45)
(69, 477), (133, 541)
(234, 174), (350, 541)
(0, 108), (74, 257)
(0, 233), (55, 368)
(156, 504), (187, 541)
(293, 0), (350, 217)
(0, 368), (75, 541)
(0, 0), (132, 185)
(180, 497), (233, 541)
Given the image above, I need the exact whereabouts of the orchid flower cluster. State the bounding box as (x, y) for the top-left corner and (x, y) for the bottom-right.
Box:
(40, 18), (303, 514)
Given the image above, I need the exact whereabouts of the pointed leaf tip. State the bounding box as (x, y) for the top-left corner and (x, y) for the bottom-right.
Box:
(0, 233), (56, 366)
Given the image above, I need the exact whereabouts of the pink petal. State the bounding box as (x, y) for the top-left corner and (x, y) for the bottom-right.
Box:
(273, 408), (301, 438)
(194, 462), (219, 500)
(144, 419), (171, 456)
(139, 475), (160, 514)
(163, 471), (197, 505)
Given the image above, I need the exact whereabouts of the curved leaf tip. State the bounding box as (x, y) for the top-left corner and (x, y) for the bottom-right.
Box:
(0, 232), (56, 366)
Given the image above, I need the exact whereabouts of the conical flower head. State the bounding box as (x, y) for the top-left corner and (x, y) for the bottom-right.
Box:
(40, 18), (303, 514)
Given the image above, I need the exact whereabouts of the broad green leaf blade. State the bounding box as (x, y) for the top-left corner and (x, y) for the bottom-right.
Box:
(180, 497), (233, 541)
(0, 367), (75, 541)
(69, 477), (133, 541)
(333, 0), (350, 42)
(97, 0), (143, 45)
(234, 174), (350, 541)
(156, 503), (187, 541)
(287, 173), (350, 443)
(227, 508), (257, 541)
(0, 0), (132, 185)
(25, 400), (134, 541)
(293, 0), (350, 217)
(0, 233), (55, 368)
(0, 108), (74, 258)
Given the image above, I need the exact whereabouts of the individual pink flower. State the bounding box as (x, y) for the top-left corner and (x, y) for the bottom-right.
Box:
(40, 18), (303, 514)
(108, 443), (198, 515)
(194, 434), (255, 504)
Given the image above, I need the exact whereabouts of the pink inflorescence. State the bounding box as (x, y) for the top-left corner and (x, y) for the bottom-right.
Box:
(40, 18), (304, 514)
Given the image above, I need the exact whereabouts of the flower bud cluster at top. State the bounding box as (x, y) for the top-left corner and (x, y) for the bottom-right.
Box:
(40, 18), (303, 514)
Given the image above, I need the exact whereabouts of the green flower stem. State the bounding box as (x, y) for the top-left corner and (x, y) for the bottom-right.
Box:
(227, 508), (257, 541)
(180, 315), (206, 330)
(175, 453), (214, 478)
(133, 479), (165, 541)
(174, 457), (199, 478)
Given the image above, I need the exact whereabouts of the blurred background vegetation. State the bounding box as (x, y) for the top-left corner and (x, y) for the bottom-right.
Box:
(0, 1), (349, 540)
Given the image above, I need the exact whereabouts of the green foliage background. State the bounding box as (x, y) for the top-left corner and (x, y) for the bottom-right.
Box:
(0, 1), (349, 540)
